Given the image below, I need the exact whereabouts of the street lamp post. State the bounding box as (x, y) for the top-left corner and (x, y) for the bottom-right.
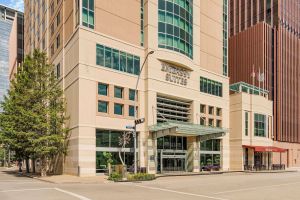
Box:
(133, 50), (154, 174)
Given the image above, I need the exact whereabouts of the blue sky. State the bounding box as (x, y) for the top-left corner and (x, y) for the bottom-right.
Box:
(0, 0), (24, 11)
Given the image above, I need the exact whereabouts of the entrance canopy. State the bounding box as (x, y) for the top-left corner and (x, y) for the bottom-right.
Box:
(149, 121), (229, 141)
(243, 145), (287, 153)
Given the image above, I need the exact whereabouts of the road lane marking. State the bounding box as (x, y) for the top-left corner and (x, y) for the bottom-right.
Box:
(0, 188), (53, 193)
(54, 188), (92, 200)
(134, 184), (229, 200)
(213, 181), (300, 195)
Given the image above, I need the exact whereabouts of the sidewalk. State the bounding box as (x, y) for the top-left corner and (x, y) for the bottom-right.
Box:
(31, 174), (108, 184)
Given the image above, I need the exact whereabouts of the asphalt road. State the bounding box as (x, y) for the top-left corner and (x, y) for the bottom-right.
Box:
(1, 168), (300, 200)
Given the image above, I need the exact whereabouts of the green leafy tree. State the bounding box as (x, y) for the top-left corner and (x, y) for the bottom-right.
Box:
(0, 50), (69, 176)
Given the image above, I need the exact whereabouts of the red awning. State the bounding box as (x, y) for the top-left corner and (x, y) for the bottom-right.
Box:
(242, 145), (287, 153)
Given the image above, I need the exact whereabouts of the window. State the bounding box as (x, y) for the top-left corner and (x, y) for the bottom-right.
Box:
(129, 89), (136, 101)
(129, 105), (135, 117)
(51, 44), (54, 56)
(98, 83), (108, 96)
(82, 0), (94, 29)
(51, 23), (54, 35)
(114, 103), (123, 115)
(200, 117), (206, 126)
(208, 106), (214, 115)
(96, 130), (134, 148)
(56, 63), (60, 78)
(50, 2), (54, 15)
(157, 136), (187, 150)
(223, 0), (228, 76)
(216, 120), (222, 128)
(140, 0), (144, 46)
(200, 77), (223, 97)
(56, 11), (60, 26)
(42, 38), (45, 50)
(114, 87), (123, 98)
(245, 111), (249, 136)
(254, 113), (266, 137)
(96, 44), (140, 75)
(216, 108), (222, 116)
(98, 101), (108, 113)
(209, 119), (214, 127)
(158, 0), (193, 58)
(200, 104), (206, 113)
(200, 139), (221, 152)
(56, 34), (60, 48)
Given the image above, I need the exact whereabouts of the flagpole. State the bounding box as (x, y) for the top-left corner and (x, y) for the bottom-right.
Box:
(258, 68), (261, 96)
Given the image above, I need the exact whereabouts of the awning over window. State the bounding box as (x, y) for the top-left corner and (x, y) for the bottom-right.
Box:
(149, 121), (229, 141)
(243, 145), (287, 153)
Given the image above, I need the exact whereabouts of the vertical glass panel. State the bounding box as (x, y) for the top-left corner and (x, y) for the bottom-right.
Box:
(127, 54), (134, 74)
(164, 136), (170, 149)
(98, 83), (108, 96)
(133, 56), (140, 75)
(110, 131), (120, 147)
(129, 89), (136, 101)
(112, 49), (120, 70)
(89, 0), (94, 11)
(104, 47), (112, 68)
(114, 103), (123, 115)
(129, 105), (135, 117)
(82, 0), (88, 8)
(98, 101), (108, 113)
(157, 137), (164, 149)
(89, 11), (94, 27)
(120, 52), (127, 72)
(96, 45), (104, 66)
(96, 130), (109, 147)
(82, 8), (88, 24)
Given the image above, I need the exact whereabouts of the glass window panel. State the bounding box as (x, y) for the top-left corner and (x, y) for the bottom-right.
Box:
(96, 45), (104, 66)
(82, 8), (88, 23)
(82, 0), (88, 8)
(98, 83), (108, 96)
(129, 105), (135, 117)
(89, 11), (94, 27)
(164, 136), (170, 149)
(129, 89), (136, 101)
(96, 130), (109, 147)
(114, 103), (123, 115)
(112, 49), (120, 70)
(89, 0), (94, 11)
(134, 57), (140, 75)
(120, 52), (127, 72)
(110, 131), (121, 147)
(114, 87), (123, 98)
(127, 54), (134, 74)
(104, 47), (112, 68)
(98, 101), (108, 113)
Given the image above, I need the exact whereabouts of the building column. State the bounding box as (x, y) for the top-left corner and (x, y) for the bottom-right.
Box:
(147, 132), (156, 174)
(187, 137), (200, 172)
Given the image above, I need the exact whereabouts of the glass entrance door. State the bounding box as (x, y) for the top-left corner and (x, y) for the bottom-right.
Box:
(163, 158), (185, 172)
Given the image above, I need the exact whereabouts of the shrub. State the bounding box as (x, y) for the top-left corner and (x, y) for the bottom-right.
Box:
(127, 173), (155, 181)
(108, 172), (122, 181)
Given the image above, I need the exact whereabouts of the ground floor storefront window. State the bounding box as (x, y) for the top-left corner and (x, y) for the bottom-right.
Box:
(95, 129), (137, 173)
(200, 139), (221, 171)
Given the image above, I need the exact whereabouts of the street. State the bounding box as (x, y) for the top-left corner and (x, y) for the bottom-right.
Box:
(1, 168), (300, 200)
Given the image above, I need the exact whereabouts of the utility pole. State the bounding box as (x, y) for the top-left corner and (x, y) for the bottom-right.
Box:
(133, 50), (154, 174)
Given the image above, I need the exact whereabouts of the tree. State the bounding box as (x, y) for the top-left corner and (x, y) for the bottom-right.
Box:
(103, 152), (113, 176)
(0, 50), (69, 176)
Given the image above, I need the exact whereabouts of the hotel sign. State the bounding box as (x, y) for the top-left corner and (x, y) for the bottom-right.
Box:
(161, 63), (191, 86)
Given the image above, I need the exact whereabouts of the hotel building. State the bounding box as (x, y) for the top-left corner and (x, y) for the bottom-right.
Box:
(0, 5), (24, 111)
(24, 0), (230, 176)
(229, 0), (300, 168)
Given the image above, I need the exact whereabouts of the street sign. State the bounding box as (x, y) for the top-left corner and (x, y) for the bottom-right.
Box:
(126, 125), (134, 129)
(135, 118), (145, 125)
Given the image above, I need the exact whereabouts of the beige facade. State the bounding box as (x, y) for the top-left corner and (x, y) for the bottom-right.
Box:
(24, 0), (229, 176)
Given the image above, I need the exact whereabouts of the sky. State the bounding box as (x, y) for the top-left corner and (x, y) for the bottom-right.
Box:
(0, 0), (24, 12)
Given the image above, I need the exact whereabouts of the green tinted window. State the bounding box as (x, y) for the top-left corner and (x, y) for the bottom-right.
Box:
(98, 101), (108, 113)
(129, 105), (135, 117)
(98, 83), (108, 96)
(96, 44), (140, 76)
(114, 103), (123, 115)
(129, 89), (136, 101)
(254, 113), (266, 137)
(114, 87), (123, 98)
(158, 0), (193, 58)
(82, 0), (94, 28)
(200, 77), (222, 97)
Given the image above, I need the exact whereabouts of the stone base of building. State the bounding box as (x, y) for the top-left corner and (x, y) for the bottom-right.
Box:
(273, 141), (300, 168)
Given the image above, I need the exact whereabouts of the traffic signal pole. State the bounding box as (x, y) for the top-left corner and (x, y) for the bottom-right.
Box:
(133, 51), (154, 174)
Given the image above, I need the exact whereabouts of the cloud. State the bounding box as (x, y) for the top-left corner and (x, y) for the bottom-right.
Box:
(8, 0), (24, 12)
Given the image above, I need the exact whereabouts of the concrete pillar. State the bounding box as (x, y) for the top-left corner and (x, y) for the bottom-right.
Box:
(187, 137), (200, 172)
(147, 132), (156, 174)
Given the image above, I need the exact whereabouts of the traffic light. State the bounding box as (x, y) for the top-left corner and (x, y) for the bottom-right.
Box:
(135, 118), (145, 125)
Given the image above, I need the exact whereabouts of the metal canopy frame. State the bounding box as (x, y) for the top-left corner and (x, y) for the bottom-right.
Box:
(149, 121), (229, 141)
